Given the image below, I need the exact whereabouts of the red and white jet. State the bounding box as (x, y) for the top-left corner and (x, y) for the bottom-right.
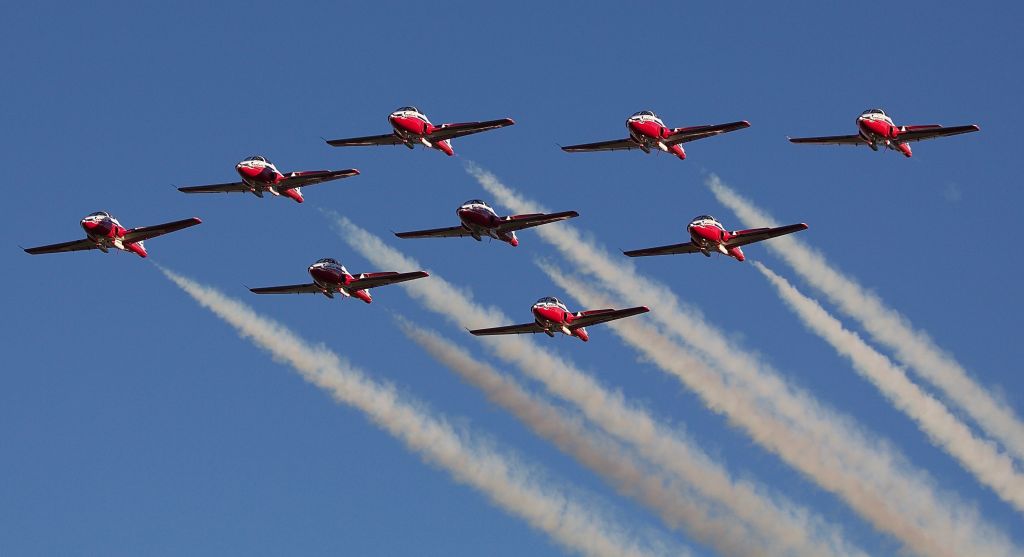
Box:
(624, 215), (807, 262)
(23, 212), (201, 258)
(394, 199), (578, 247)
(248, 257), (428, 303)
(325, 106), (515, 156)
(469, 296), (649, 342)
(561, 110), (750, 161)
(788, 109), (980, 157)
(178, 155), (359, 203)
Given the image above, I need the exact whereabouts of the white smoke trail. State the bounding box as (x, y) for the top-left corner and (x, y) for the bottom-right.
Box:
(328, 212), (871, 557)
(158, 266), (678, 557)
(466, 164), (1020, 557)
(397, 317), (839, 557)
(707, 174), (1024, 464)
(752, 261), (1024, 512)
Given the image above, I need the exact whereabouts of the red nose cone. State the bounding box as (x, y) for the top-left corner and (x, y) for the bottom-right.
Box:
(690, 225), (721, 243)
(859, 118), (889, 137)
(81, 220), (99, 231)
(237, 165), (263, 179)
(533, 306), (564, 324)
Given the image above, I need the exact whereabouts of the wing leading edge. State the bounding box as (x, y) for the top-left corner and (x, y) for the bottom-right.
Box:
(570, 307), (650, 329)
(663, 121), (750, 145)
(249, 283), (322, 295)
(623, 242), (702, 258)
(468, 322), (547, 336)
(427, 118), (516, 142)
(277, 169), (360, 190)
(725, 223), (808, 249)
(497, 211), (579, 233)
(897, 124), (980, 143)
(23, 238), (98, 255)
(788, 134), (867, 146)
(561, 138), (638, 153)
(395, 226), (471, 240)
(346, 271), (429, 292)
(123, 217), (202, 243)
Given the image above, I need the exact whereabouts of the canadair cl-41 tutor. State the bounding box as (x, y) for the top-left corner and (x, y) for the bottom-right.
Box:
(624, 215), (807, 262)
(248, 258), (428, 303)
(788, 109), (979, 157)
(177, 156), (359, 203)
(325, 106), (515, 156)
(394, 199), (578, 247)
(469, 297), (649, 342)
(561, 111), (750, 161)
(23, 212), (201, 258)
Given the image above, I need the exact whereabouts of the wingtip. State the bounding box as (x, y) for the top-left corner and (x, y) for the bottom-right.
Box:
(504, 118), (516, 126)
(640, 306), (651, 313)
(740, 120), (751, 127)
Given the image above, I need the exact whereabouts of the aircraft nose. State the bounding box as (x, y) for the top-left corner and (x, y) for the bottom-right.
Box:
(690, 224), (720, 243)
(236, 164), (262, 179)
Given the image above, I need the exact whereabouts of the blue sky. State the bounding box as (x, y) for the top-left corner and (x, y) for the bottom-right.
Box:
(2, 2), (1022, 556)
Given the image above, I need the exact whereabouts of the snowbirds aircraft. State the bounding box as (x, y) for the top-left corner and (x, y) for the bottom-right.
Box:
(394, 199), (579, 247)
(177, 155), (359, 203)
(325, 106), (515, 156)
(469, 297), (650, 342)
(788, 108), (979, 157)
(624, 215), (807, 262)
(23, 212), (201, 258)
(560, 110), (750, 161)
(248, 258), (428, 303)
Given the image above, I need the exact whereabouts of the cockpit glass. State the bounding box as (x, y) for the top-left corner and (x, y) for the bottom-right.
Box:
(463, 199), (486, 206)
(316, 258), (338, 265)
(245, 155), (267, 163)
(537, 296), (563, 306)
(397, 106), (419, 113)
(88, 211), (110, 218)
(632, 110), (656, 118)
(693, 215), (715, 222)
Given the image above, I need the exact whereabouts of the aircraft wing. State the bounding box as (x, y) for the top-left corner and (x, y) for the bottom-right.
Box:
(178, 181), (250, 194)
(725, 223), (808, 249)
(325, 133), (404, 147)
(277, 169), (360, 191)
(250, 283), (322, 295)
(561, 138), (638, 153)
(427, 118), (516, 142)
(469, 322), (547, 336)
(346, 271), (429, 292)
(623, 241), (701, 258)
(497, 211), (579, 233)
(569, 306), (650, 329)
(664, 121), (751, 145)
(788, 134), (866, 146)
(897, 124), (980, 143)
(122, 217), (202, 243)
(394, 225), (471, 240)
(23, 238), (98, 255)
